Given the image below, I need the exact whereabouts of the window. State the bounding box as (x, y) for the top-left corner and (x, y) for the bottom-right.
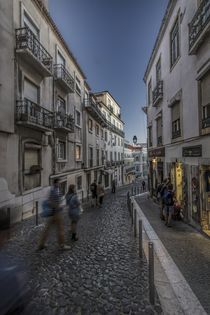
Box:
(23, 144), (41, 190)
(96, 124), (99, 136)
(148, 126), (152, 147)
(114, 135), (117, 146)
(170, 17), (180, 68)
(156, 57), (161, 83)
(171, 102), (181, 139)
(200, 72), (210, 128)
(76, 176), (82, 190)
(76, 145), (81, 160)
(57, 96), (66, 114)
(105, 131), (108, 141)
(118, 137), (120, 146)
(75, 76), (81, 95)
(148, 79), (152, 106)
(57, 141), (66, 160)
(110, 151), (113, 161)
(121, 153), (123, 161)
(102, 150), (105, 165)
(57, 51), (65, 66)
(114, 152), (117, 161)
(101, 129), (104, 139)
(24, 78), (39, 104)
(89, 147), (93, 167)
(113, 119), (115, 126)
(23, 11), (39, 38)
(105, 174), (109, 188)
(105, 151), (108, 161)
(156, 117), (162, 146)
(89, 119), (93, 132)
(118, 152), (120, 161)
(96, 149), (100, 166)
(75, 110), (81, 127)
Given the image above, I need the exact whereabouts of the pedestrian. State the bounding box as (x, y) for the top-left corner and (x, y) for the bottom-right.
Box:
(66, 184), (81, 241)
(38, 179), (70, 251)
(97, 181), (105, 207)
(142, 180), (146, 192)
(111, 178), (116, 193)
(159, 178), (169, 220)
(163, 183), (175, 227)
(90, 179), (97, 207)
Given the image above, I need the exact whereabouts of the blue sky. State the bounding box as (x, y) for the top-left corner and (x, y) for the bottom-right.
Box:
(49, 0), (168, 143)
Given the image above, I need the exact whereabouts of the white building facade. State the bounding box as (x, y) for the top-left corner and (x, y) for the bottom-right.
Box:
(144, 0), (210, 233)
(0, 0), (125, 223)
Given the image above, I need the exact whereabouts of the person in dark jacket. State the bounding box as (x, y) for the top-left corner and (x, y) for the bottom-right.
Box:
(38, 179), (70, 250)
(66, 184), (81, 241)
(111, 179), (116, 193)
(159, 178), (169, 220)
(90, 180), (97, 207)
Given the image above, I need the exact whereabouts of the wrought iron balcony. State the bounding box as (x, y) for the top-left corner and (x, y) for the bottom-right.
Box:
(172, 129), (181, 139)
(16, 99), (53, 131)
(152, 80), (163, 106)
(15, 27), (53, 77)
(157, 136), (162, 146)
(54, 112), (74, 133)
(54, 64), (74, 93)
(84, 99), (107, 127)
(202, 117), (210, 128)
(189, 0), (210, 54)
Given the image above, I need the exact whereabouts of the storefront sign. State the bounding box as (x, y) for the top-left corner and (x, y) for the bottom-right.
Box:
(148, 147), (165, 158)
(182, 145), (202, 157)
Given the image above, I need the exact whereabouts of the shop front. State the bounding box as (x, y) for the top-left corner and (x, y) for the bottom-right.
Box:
(148, 147), (165, 196)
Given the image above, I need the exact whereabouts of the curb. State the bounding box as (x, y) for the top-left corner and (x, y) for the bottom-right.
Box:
(131, 195), (207, 315)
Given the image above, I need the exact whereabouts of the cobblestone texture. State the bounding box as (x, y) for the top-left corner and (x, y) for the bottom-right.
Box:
(136, 195), (210, 315)
(0, 188), (161, 315)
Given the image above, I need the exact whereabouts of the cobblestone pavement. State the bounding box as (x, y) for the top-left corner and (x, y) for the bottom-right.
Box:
(1, 188), (162, 315)
(136, 195), (210, 315)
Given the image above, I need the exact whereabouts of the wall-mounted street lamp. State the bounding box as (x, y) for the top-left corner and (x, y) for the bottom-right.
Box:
(133, 135), (137, 145)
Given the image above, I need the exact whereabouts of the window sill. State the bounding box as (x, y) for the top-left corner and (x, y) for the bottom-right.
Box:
(75, 124), (81, 129)
(57, 159), (67, 163)
(22, 186), (43, 195)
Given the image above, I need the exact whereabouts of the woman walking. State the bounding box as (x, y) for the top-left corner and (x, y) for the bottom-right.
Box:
(66, 185), (81, 241)
(97, 181), (105, 207)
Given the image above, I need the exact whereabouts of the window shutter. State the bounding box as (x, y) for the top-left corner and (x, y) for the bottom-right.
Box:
(201, 72), (210, 107)
(171, 102), (180, 121)
(24, 79), (38, 103)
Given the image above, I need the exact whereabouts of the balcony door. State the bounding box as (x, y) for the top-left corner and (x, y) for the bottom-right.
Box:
(24, 78), (39, 104)
(24, 78), (40, 122)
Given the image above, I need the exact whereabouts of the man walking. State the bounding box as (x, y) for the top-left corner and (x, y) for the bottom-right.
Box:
(90, 179), (97, 207)
(38, 179), (70, 250)
(142, 180), (146, 192)
(111, 178), (116, 193)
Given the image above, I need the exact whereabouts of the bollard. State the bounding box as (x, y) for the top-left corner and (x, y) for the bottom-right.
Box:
(134, 209), (137, 237)
(35, 201), (38, 226)
(139, 220), (143, 258)
(148, 242), (155, 305)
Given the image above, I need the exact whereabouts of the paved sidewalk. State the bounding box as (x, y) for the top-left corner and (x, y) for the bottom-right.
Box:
(0, 189), (161, 315)
(136, 195), (210, 315)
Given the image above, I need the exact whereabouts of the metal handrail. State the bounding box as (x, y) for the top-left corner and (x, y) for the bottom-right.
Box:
(54, 112), (74, 131)
(15, 27), (53, 73)
(54, 64), (74, 91)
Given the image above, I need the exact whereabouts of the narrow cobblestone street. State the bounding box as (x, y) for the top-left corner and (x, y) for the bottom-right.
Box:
(1, 188), (161, 315)
(136, 195), (210, 315)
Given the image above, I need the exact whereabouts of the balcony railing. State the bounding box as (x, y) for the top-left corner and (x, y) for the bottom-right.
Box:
(16, 99), (53, 130)
(15, 27), (53, 76)
(54, 64), (74, 93)
(152, 80), (163, 106)
(54, 112), (74, 133)
(172, 129), (181, 139)
(157, 136), (162, 146)
(202, 117), (210, 128)
(189, 0), (210, 53)
(84, 99), (107, 127)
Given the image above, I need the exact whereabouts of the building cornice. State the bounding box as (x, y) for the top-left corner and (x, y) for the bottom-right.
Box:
(143, 0), (177, 83)
(94, 91), (122, 109)
(33, 0), (87, 79)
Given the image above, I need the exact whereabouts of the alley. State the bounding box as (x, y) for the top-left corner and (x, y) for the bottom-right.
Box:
(136, 195), (210, 315)
(0, 189), (161, 315)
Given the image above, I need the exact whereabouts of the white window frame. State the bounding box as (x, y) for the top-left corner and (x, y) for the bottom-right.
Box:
(21, 4), (39, 38)
(75, 109), (82, 128)
(75, 144), (82, 161)
(57, 139), (67, 161)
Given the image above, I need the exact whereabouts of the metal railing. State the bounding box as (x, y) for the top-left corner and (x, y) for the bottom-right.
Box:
(152, 80), (163, 106)
(16, 99), (54, 129)
(202, 117), (210, 128)
(189, 0), (210, 51)
(84, 98), (107, 126)
(15, 27), (53, 73)
(172, 129), (181, 139)
(54, 64), (74, 91)
(54, 112), (74, 132)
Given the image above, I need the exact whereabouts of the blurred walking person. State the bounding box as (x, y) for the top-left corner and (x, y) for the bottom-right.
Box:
(111, 178), (116, 193)
(38, 179), (70, 250)
(90, 179), (97, 207)
(141, 180), (146, 192)
(66, 185), (81, 241)
(97, 181), (105, 207)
